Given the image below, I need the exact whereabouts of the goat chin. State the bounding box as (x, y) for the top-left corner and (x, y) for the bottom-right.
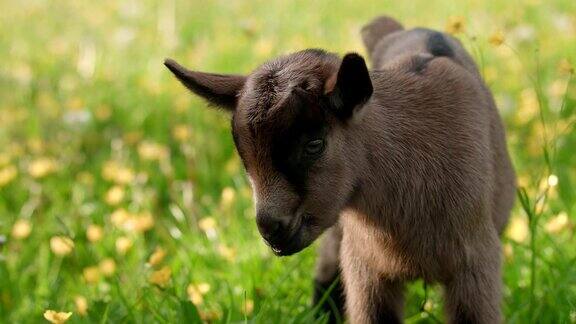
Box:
(266, 223), (328, 257)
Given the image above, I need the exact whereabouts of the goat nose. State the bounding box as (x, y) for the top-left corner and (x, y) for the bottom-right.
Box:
(256, 212), (288, 242)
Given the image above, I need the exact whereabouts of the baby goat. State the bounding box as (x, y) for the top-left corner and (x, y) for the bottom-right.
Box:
(165, 16), (516, 324)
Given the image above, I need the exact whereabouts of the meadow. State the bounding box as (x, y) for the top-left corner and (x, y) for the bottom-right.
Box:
(0, 0), (575, 323)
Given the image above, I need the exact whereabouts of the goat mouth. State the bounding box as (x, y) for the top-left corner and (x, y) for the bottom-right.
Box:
(266, 214), (313, 256)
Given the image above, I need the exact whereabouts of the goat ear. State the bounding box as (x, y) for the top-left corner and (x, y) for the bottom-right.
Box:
(325, 53), (373, 120)
(164, 58), (246, 112)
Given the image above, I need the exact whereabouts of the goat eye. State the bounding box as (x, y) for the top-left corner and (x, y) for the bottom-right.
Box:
(304, 139), (325, 155)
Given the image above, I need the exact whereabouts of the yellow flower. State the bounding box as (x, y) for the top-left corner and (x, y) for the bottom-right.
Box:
(545, 212), (569, 234)
(119, 211), (155, 233)
(506, 217), (529, 243)
(445, 16), (465, 35)
(148, 247), (167, 267)
(102, 161), (134, 185)
(83, 266), (100, 284)
(138, 141), (169, 161)
(115, 236), (133, 255)
(50, 236), (75, 256)
(111, 208), (130, 228)
(517, 88), (539, 124)
(74, 296), (88, 316)
(187, 283), (210, 305)
(220, 187), (236, 208)
(86, 224), (103, 242)
(105, 185), (125, 206)
(198, 217), (216, 232)
(67, 97), (84, 110)
(242, 299), (254, 315)
(199, 217), (217, 239)
(218, 244), (236, 262)
(99, 258), (117, 277)
(0, 164), (18, 187)
(29, 157), (57, 178)
(11, 219), (32, 240)
(149, 266), (172, 287)
(135, 212), (155, 232)
(43, 310), (72, 324)
(172, 124), (191, 142)
(489, 30), (505, 46)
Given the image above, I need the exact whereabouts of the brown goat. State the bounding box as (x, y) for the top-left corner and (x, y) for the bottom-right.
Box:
(165, 16), (516, 324)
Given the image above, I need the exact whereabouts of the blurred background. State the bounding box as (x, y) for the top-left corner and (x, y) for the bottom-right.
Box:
(0, 0), (575, 323)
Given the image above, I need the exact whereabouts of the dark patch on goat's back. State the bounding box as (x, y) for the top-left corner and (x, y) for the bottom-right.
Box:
(427, 31), (454, 57)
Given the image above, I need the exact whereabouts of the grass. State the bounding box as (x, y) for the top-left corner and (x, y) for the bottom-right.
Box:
(0, 0), (575, 323)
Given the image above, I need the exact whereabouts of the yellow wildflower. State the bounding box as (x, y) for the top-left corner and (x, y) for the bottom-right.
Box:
(83, 266), (100, 284)
(545, 212), (569, 234)
(221, 187), (236, 208)
(43, 310), (72, 324)
(0, 165), (18, 187)
(517, 88), (539, 124)
(242, 299), (254, 315)
(74, 296), (88, 316)
(11, 219), (32, 240)
(199, 310), (220, 321)
(120, 211), (155, 233)
(148, 247), (167, 267)
(187, 283), (210, 305)
(99, 258), (117, 277)
(506, 217), (529, 243)
(198, 217), (216, 232)
(102, 161), (134, 185)
(138, 141), (169, 161)
(149, 266), (172, 287)
(115, 236), (133, 255)
(423, 300), (434, 312)
(67, 97), (84, 110)
(172, 124), (191, 142)
(489, 30), (505, 46)
(50, 236), (74, 256)
(135, 212), (154, 232)
(445, 16), (465, 35)
(111, 208), (130, 228)
(198, 283), (210, 294)
(86, 224), (103, 242)
(105, 185), (125, 206)
(218, 244), (236, 262)
(29, 157), (57, 178)
(199, 217), (217, 239)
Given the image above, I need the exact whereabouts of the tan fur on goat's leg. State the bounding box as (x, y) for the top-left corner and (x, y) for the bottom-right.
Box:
(443, 234), (502, 324)
(341, 233), (405, 324)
